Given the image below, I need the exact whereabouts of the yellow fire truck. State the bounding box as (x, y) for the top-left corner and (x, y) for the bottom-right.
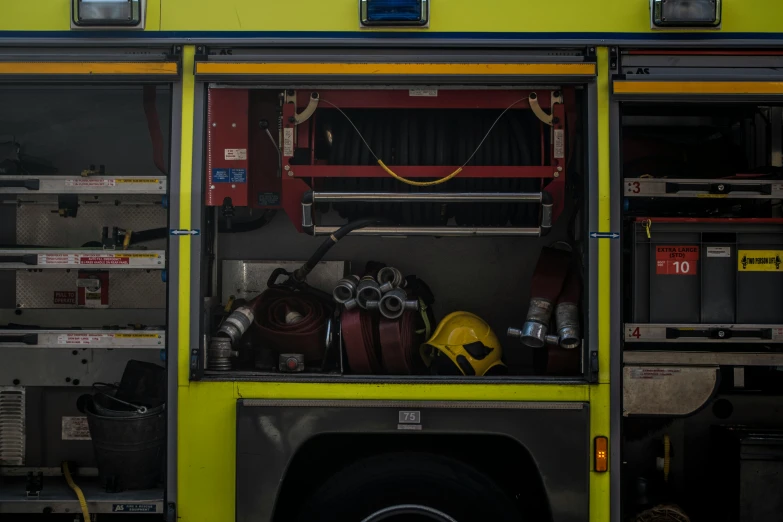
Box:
(1, 1), (782, 522)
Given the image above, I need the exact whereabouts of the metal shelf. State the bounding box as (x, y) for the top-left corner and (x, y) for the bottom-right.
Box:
(0, 249), (165, 270)
(624, 177), (783, 198)
(0, 329), (165, 349)
(0, 476), (163, 515)
(624, 323), (783, 343)
(624, 351), (783, 366)
(0, 175), (166, 195)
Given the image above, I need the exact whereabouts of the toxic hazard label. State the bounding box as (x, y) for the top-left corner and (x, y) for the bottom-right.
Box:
(738, 250), (783, 271)
(655, 245), (699, 275)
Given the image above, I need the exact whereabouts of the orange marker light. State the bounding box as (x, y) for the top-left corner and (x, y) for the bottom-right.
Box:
(594, 436), (608, 472)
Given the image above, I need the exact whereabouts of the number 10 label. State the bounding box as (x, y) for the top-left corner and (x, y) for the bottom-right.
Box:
(655, 245), (699, 275)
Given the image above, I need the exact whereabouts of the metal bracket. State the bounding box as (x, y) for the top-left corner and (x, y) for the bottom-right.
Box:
(529, 91), (563, 127)
(285, 91), (320, 125)
(589, 348), (598, 382)
(25, 472), (42, 499)
(167, 502), (177, 522)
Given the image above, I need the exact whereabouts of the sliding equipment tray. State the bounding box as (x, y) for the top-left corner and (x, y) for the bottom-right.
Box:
(0, 249), (165, 270)
(0, 329), (165, 349)
(625, 323), (783, 343)
(0, 175), (166, 195)
(0, 475), (163, 515)
(624, 177), (783, 198)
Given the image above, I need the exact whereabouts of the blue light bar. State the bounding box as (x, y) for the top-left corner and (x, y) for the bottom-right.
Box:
(360, 0), (429, 27)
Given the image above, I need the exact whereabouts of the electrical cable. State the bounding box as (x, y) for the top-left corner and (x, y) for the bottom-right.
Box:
(62, 461), (91, 521)
(321, 97), (530, 187)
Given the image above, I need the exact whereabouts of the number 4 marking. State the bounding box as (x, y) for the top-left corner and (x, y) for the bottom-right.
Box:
(631, 327), (641, 339)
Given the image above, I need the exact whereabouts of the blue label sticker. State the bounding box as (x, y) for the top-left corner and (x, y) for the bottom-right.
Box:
(212, 168), (230, 183)
(589, 232), (620, 239)
(112, 504), (158, 513)
(170, 229), (200, 236)
(230, 168), (247, 183)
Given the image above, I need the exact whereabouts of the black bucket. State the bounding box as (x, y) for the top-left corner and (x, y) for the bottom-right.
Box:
(83, 406), (165, 491)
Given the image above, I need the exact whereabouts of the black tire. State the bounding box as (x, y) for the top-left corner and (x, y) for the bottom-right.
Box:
(296, 452), (522, 522)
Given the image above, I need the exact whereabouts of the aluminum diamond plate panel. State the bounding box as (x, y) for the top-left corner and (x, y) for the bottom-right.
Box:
(15, 203), (166, 249)
(221, 260), (348, 304)
(15, 270), (165, 309)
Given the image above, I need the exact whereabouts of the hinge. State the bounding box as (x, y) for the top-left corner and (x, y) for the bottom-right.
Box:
(609, 47), (619, 72)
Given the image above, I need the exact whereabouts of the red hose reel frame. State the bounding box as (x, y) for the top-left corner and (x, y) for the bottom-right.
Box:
(206, 87), (577, 233)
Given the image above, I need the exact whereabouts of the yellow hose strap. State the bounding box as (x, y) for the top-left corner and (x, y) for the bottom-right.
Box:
(62, 462), (91, 521)
(378, 159), (462, 187)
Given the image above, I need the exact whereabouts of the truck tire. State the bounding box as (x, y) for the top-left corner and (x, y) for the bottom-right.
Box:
(295, 452), (522, 522)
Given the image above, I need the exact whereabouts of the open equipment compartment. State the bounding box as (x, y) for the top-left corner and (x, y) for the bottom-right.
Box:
(196, 49), (596, 383)
(0, 51), (175, 518)
(615, 49), (783, 522)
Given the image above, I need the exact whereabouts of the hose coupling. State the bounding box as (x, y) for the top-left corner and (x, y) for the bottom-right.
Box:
(333, 275), (360, 305)
(217, 306), (255, 345)
(377, 266), (406, 294)
(507, 298), (553, 348)
(356, 276), (382, 309)
(207, 337), (238, 371)
(375, 288), (419, 319)
(554, 302), (581, 349)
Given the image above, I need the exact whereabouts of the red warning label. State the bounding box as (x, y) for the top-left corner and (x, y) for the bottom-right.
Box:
(53, 291), (77, 305)
(79, 256), (129, 265)
(656, 245), (699, 275)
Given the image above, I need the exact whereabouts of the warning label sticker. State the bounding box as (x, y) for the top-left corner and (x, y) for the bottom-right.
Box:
(409, 89), (438, 97)
(115, 179), (160, 184)
(57, 334), (107, 345)
(655, 245), (699, 275)
(65, 178), (116, 187)
(707, 246), (731, 258)
(62, 416), (91, 440)
(224, 148), (247, 161)
(38, 254), (76, 265)
(283, 128), (294, 157)
(80, 256), (129, 265)
(553, 129), (565, 159)
(114, 333), (159, 339)
(629, 368), (682, 380)
(53, 291), (77, 305)
(112, 504), (157, 513)
(738, 250), (783, 271)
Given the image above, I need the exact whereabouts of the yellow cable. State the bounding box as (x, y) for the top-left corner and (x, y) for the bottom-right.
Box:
(62, 461), (91, 521)
(663, 434), (671, 483)
(378, 160), (463, 187)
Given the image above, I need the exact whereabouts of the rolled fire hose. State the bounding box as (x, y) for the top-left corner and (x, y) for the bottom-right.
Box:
(342, 308), (383, 374)
(253, 288), (328, 363)
(508, 246), (572, 348)
(379, 311), (418, 375)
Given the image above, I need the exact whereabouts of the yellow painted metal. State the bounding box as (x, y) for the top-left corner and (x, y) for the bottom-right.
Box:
(178, 381), (591, 521)
(615, 80), (783, 95)
(177, 46), (195, 388)
(590, 383), (611, 521)
(0, 62), (177, 76)
(164, 0), (783, 34)
(3, 0), (783, 34)
(0, 0), (161, 31)
(195, 62), (596, 76)
(597, 47), (611, 386)
(587, 47), (612, 522)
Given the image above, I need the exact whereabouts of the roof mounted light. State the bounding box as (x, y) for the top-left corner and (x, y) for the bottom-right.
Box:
(652, 0), (721, 28)
(360, 0), (429, 27)
(71, 0), (145, 29)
